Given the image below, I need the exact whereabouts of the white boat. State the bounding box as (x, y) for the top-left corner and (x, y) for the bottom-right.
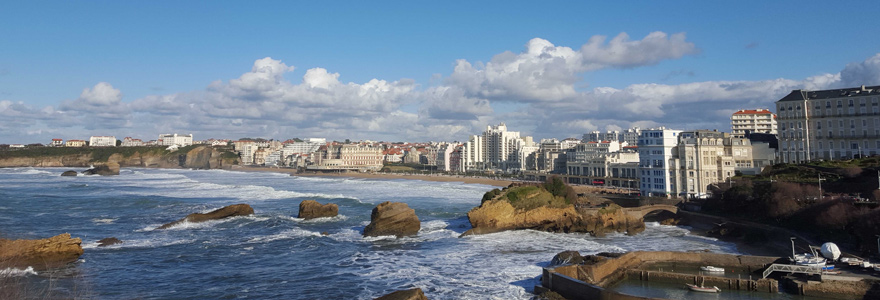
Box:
(861, 261), (873, 268)
(700, 266), (725, 272)
(686, 283), (721, 293)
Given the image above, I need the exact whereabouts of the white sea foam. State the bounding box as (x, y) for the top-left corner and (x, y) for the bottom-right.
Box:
(92, 218), (117, 225)
(244, 228), (323, 244)
(298, 214), (348, 223)
(0, 266), (37, 277)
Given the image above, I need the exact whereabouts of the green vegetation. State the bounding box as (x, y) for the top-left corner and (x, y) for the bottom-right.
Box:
(704, 157), (880, 255)
(481, 188), (502, 203)
(502, 185), (569, 210)
(0, 146), (170, 162)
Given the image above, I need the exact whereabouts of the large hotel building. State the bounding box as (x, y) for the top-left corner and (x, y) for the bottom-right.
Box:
(776, 85), (880, 163)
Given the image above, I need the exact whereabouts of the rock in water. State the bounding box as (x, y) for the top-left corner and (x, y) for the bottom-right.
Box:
(0, 233), (84, 270)
(374, 288), (429, 300)
(61, 170), (78, 176)
(363, 202), (420, 237)
(157, 204), (254, 229)
(298, 200), (339, 219)
(82, 162), (120, 176)
(97, 237), (123, 247)
(550, 250), (585, 266)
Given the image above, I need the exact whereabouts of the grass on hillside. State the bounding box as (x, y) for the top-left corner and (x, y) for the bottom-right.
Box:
(501, 186), (570, 210)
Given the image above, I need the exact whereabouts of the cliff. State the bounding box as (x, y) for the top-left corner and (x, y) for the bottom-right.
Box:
(0, 146), (239, 169)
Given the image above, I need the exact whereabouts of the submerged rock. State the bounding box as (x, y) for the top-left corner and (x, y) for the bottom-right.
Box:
(363, 202), (420, 238)
(373, 288), (428, 300)
(97, 237), (123, 247)
(60, 170), (78, 176)
(0, 233), (84, 270)
(298, 200), (338, 219)
(157, 204), (254, 229)
(82, 162), (120, 176)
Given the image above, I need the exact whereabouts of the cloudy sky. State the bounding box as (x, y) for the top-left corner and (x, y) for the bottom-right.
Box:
(2, 1), (880, 144)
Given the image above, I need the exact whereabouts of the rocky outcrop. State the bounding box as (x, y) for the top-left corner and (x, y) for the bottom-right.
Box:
(82, 162), (120, 176)
(374, 288), (428, 300)
(464, 199), (646, 237)
(61, 170), (77, 176)
(363, 202), (420, 237)
(0, 233), (84, 270)
(157, 204), (254, 229)
(97, 237), (123, 247)
(298, 200), (338, 219)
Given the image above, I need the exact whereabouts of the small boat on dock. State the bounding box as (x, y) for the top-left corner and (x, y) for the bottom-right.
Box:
(686, 283), (721, 293)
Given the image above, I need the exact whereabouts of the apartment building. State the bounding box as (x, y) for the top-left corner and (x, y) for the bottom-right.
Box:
(731, 109), (777, 137)
(668, 130), (755, 198)
(158, 134), (193, 147)
(89, 136), (116, 147)
(776, 85), (880, 163)
(638, 128), (682, 197)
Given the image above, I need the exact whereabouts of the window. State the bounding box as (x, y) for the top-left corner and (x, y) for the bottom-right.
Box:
(851, 120), (856, 129)
(826, 101), (831, 108)
(818, 142), (823, 149)
(837, 100), (842, 108)
(849, 100), (854, 107)
(817, 122), (822, 129)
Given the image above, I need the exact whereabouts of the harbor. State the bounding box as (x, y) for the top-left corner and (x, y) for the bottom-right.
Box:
(536, 250), (880, 300)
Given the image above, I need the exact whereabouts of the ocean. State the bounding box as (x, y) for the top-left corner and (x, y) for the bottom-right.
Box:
(0, 167), (742, 299)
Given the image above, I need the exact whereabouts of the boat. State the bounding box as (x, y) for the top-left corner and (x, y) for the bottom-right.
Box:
(686, 283), (721, 293)
(700, 266), (725, 272)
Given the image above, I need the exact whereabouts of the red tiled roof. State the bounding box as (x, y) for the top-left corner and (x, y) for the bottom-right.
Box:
(733, 109), (774, 115)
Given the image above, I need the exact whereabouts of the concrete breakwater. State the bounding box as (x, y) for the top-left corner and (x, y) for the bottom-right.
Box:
(538, 251), (781, 300)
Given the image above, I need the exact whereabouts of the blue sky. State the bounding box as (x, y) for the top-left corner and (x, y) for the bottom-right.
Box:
(2, 1), (880, 143)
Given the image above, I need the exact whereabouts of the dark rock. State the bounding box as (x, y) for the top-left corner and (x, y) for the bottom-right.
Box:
(157, 204), (254, 229)
(297, 200), (339, 219)
(550, 250), (584, 266)
(82, 162), (120, 176)
(61, 170), (78, 176)
(97, 237), (122, 247)
(374, 288), (428, 300)
(0, 233), (84, 270)
(363, 202), (420, 238)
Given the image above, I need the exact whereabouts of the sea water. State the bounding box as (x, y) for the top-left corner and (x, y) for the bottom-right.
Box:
(0, 167), (743, 299)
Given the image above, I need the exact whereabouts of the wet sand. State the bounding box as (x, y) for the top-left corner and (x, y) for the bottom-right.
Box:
(232, 166), (513, 187)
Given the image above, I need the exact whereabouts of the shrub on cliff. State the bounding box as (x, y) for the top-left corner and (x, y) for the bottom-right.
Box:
(481, 188), (502, 203)
(543, 176), (578, 203)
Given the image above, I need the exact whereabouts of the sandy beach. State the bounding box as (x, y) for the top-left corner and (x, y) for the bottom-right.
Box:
(232, 166), (514, 187)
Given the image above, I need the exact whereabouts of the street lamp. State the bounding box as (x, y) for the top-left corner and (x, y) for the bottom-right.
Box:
(876, 235), (880, 257)
(818, 174), (825, 201)
(790, 237), (797, 261)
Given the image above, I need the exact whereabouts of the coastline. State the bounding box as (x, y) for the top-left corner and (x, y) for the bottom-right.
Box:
(231, 166), (514, 187)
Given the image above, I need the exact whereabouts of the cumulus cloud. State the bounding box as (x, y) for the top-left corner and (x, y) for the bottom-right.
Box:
(839, 53), (880, 88)
(446, 32), (698, 102)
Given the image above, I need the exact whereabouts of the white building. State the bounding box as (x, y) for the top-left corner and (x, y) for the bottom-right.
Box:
(158, 134), (193, 147)
(461, 135), (485, 171)
(668, 130), (755, 198)
(89, 136), (116, 147)
(121, 137), (144, 147)
(50, 139), (64, 147)
(776, 85), (880, 163)
(638, 128), (682, 197)
(731, 109), (777, 137)
(436, 143), (457, 172)
(623, 127), (642, 146)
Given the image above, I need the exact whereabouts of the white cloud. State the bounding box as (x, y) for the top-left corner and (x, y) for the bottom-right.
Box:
(446, 32), (698, 102)
(839, 53), (880, 88)
(77, 82), (122, 106)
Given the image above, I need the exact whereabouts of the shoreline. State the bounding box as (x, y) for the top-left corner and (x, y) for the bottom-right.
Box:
(231, 166), (514, 187)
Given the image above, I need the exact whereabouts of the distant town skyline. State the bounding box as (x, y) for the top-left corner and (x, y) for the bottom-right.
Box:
(2, 1), (880, 144)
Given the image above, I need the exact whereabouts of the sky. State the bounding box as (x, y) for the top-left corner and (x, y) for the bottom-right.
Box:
(2, 1), (880, 144)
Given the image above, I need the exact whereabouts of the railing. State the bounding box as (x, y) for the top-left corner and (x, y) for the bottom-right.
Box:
(762, 264), (821, 279)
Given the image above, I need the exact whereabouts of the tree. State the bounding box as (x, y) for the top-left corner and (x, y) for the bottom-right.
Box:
(116, 139), (122, 146)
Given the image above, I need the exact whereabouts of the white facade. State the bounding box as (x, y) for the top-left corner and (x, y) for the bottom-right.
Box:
(461, 135), (484, 171)
(638, 128), (682, 197)
(731, 109), (777, 137)
(158, 134), (193, 147)
(89, 136), (116, 147)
